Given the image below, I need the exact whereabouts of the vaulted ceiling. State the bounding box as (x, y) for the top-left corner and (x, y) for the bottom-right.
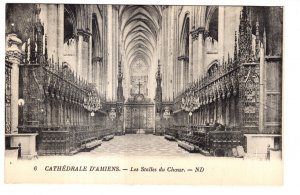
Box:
(120, 5), (162, 76)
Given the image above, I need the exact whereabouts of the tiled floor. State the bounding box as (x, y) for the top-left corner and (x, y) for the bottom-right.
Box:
(77, 134), (203, 157)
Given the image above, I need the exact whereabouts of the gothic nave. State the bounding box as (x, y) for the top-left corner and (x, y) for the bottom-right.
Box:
(5, 4), (282, 159)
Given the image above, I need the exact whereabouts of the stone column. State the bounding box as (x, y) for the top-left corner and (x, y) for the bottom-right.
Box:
(6, 33), (23, 134)
(191, 27), (206, 80)
(169, 6), (174, 101)
(177, 58), (183, 93)
(214, 99), (218, 122)
(166, 8), (171, 100)
(177, 57), (188, 93)
(231, 96), (236, 126)
(218, 6), (225, 60)
(57, 4), (64, 63)
(192, 33), (198, 80)
(161, 9), (166, 101)
(188, 30), (193, 84)
(259, 47), (265, 132)
(88, 35), (93, 83)
(77, 33), (83, 77)
(100, 61), (103, 96)
(95, 60), (99, 88)
(198, 30), (205, 78)
(47, 5), (58, 62)
(106, 5), (113, 101)
(46, 99), (51, 126)
(113, 8), (119, 101)
(218, 98), (223, 124)
(98, 61), (101, 94)
(225, 98), (230, 125)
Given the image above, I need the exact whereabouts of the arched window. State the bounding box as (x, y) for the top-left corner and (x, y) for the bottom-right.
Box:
(205, 7), (219, 52)
(63, 5), (77, 71)
(208, 8), (218, 42)
(184, 17), (190, 57)
(92, 14), (101, 58)
(64, 6), (76, 43)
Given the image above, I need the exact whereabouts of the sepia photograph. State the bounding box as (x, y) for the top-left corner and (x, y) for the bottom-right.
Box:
(4, 2), (284, 185)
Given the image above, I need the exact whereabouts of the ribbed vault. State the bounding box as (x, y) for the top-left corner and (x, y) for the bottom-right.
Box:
(120, 5), (161, 97)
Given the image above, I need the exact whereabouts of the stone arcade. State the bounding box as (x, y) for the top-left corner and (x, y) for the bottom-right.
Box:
(5, 4), (282, 159)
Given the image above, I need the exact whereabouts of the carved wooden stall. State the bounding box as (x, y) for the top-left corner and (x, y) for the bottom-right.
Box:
(16, 6), (112, 155)
(18, 59), (112, 155)
(165, 7), (281, 156)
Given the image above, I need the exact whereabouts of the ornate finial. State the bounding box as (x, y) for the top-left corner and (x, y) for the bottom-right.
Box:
(34, 4), (41, 16)
(45, 34), (48, 60)
(241, 6), (249, 22)
(238, 6), (252, 63)
(255, 18), (260, 58)
(118, 61), (121, 74)
(156, 60), (161, 80)
(256, 18), (259, 36)
(118, 61), (123, 80)
(228, 52), (230, 64)
(24, 40), (28, 64)
(263, 27), (266, 50)
(117, 60), (124, 102)
(234, 31), (237, 61)
(6, 33), (23, 65)
(155, 59), (162, 111)
(222, 56), (225, 66)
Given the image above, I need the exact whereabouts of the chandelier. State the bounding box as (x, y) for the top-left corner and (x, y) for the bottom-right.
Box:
(83, 84), (102, 112)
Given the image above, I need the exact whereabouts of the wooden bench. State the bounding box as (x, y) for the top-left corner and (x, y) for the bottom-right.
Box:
(178, 140), (197, 152)
(81, 137), (97, 150)
(85, 139), (102, 150)
(164, 134), (176, 141)
(103, 134), (114, 141)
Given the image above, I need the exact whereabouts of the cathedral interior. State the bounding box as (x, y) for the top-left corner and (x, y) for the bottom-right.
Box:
(5, 4), (282, 159)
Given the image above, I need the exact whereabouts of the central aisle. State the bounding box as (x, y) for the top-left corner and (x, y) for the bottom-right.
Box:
(78, 134), (203, 157)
